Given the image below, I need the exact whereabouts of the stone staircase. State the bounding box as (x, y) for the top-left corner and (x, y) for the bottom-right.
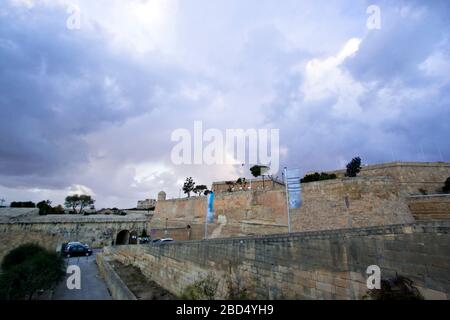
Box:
(408, 194), (450, 220)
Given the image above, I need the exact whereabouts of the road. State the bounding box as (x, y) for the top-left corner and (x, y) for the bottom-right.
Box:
(52, 249), (112, 300)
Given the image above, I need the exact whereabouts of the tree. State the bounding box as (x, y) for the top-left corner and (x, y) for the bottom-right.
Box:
(1, 244), (46, 271)
(140, 229), (148, 238)
(236, 178), (248, 190)
(10, 201), (36, 208)
(37, 200), (52, 216)
(64, 194), (95, 214)
(345, 157), (362, 177)
(443, 177), (450, 194)
(225, 181), (235, 192)
(250, 165), (270, 187)
(183, 177), (195, 198)
(193, 185), (207, 196)
(0, 244), (65, 300)
(53, 205), (65, 214)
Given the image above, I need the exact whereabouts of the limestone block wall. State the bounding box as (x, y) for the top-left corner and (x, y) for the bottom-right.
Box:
(153, 196), (206, 227)
(96, 253), (137, 300)
(291, 176), (415, 232)
(152, 190), (289, 238)
(104, 221), (450, 300)
(0, 225), (62, 265)
(212, 178), (285, 193)
(328, 162), (450, 195)
(152, 176), (414, 239)
(408, 194), (450, 220)
(0, 216), (150, 263)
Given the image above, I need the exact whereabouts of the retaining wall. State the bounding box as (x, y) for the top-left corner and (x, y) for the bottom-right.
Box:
(104, 221), (450, 300)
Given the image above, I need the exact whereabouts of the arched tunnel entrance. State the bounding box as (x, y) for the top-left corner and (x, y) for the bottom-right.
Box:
(116, 230), (131, 245)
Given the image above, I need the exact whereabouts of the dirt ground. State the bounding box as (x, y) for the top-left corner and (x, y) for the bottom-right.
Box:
(110, 261), (177, 300)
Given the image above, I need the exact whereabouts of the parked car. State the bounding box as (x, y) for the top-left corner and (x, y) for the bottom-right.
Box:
(151, 238), (161, 244)
(138, 236), (150, 244)
(67, 241), (89, 248)
(62, 242), (93, 257)
(160, 238), (174, 244)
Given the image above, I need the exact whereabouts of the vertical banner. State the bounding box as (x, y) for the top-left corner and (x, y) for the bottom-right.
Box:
(286, 168), (302, 209)
(284, 167), (302, 233)
(206, 191), (215, 223)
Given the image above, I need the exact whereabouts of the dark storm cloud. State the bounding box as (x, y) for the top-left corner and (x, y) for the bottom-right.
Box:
(345, 0), (450, 83)
(0, 0), (449, 207)
(0, 3), (183, 188)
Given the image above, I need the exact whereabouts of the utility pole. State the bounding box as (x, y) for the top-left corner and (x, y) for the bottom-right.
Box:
(204, 197), (208, 239)
(284, 167), (291, 233)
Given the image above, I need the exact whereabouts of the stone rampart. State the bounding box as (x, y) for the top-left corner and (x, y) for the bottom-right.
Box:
(104, 221), (450, 300)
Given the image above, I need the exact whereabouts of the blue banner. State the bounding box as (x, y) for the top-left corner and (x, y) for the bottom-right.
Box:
(206, 191), (215, 223)
(286, 168), (302, 209)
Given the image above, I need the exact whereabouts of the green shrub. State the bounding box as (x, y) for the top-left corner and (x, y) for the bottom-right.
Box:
(10, 201), (36, 208)
(443, 177), (450, 193)
(1, 243), (46, 271)
(37, 200), (52, 215)
(0, 244), (65, 300)
(301, 172), (337, 183)
(363, 275), (423, 300)
(180, 274), (219, 300)
(52, 205), (65, 214)
(226, 278), (251, 300)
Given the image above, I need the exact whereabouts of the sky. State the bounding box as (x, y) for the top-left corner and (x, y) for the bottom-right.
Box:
(0, 0), (449, 208)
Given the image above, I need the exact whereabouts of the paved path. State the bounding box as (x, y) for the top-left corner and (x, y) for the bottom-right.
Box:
(52, 250), (112, 300)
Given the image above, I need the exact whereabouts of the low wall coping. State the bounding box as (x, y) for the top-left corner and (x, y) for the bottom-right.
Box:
(409, 194), (450, 199)
(96, 253), (137, 300)
(129, 220), (450, 247)
(0, 214), (150, 224)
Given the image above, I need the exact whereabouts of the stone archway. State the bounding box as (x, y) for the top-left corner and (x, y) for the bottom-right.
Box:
(116, 230), (130, 245)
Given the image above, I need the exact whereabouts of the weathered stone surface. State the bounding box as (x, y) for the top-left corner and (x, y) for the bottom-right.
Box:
(408, 194), (450, 220)
(328, 162), (450, 195)
(104, 221), (450, 300)
(0, 210), (151, 262)
(152, 176), (415, 239)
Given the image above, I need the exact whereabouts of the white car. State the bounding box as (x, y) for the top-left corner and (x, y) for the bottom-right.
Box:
(160, 238), (174, 244)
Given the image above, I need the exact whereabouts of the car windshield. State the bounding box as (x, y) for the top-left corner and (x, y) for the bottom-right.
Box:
(69, 242), (82, 245)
